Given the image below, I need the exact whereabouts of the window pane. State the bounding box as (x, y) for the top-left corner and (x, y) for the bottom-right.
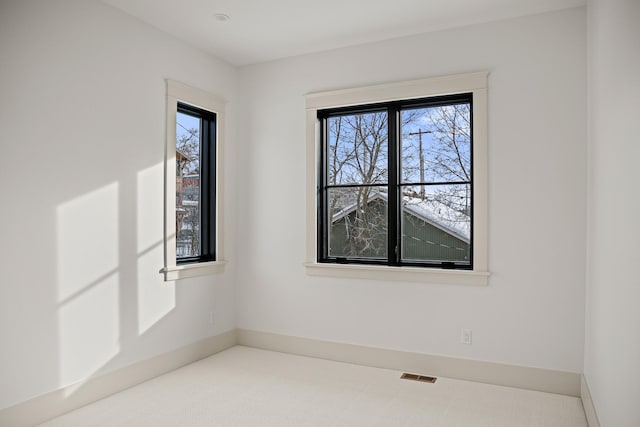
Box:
(327, 112), (388, 185)
(400, 103), (471, 184)
(327, 187), (388, 259)
(400, 184), (471, 263)
(176, 111), (201, 258)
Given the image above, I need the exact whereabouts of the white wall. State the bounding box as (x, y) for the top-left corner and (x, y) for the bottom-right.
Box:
(585, 0), (640, 425)
(0, 0), (237, 410)
(236, 7), (587, 373)
(0, 0), (594, 413)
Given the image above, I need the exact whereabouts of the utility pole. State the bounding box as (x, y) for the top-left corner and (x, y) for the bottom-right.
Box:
(408, 129), (432, 199)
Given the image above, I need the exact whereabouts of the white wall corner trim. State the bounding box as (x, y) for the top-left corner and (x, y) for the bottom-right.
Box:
(581, 375), (601, 427)
(237, 329), (581, 397)
(0, 331), (237, 427)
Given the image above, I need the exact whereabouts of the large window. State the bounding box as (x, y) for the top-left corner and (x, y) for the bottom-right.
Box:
(319, 93), (472, 269)
(161, 80), (226, 281)
(306, 72), (488, 285)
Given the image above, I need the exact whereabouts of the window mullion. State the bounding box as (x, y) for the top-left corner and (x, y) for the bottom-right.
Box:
(387, 106), (399, 266)
(200, 118), (208, 258)
(203, 116), (216, 260)
(318, 117), (328, 261)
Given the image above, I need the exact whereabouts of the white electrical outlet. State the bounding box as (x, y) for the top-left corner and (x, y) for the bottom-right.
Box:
(461, 328), (472, 345)
(209, 310), (215, 325)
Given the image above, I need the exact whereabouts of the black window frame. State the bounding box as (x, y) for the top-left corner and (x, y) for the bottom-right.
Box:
(176, 102), (217, 265)
(317, 92), (473, 270)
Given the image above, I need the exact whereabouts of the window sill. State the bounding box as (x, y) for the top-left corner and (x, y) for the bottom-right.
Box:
(304, 262), (489, 286)
(159, 260), (226, 281)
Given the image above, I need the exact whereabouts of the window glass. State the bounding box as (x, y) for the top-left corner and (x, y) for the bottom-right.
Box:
(176, 111), (202, 259)
(319, 94), (473, 269)
(400, 184), (471, 263)
(399, 102), (471, 265)
(326, 111), (388, 185)
(327, 187), (388, 259)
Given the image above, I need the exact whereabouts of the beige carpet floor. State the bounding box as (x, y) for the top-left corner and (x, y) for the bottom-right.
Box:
(39, 346), (587, 426)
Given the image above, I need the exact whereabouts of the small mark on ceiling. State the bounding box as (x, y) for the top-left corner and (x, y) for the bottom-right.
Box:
(214, 13), (230, 22)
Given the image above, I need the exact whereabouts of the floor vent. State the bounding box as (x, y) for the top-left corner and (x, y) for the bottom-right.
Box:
(401, 373), (437, 383)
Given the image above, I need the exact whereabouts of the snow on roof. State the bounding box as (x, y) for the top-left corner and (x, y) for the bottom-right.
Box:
(401, 195), (470, 243)
(331, 191), (470, 243)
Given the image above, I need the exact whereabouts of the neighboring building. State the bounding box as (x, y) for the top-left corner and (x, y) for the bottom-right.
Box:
(330, 192), (470, 262)
(176, 148), (193, 203)
(176, 149), (200, 257)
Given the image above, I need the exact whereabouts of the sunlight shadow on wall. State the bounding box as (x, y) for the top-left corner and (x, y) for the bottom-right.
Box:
(56, 182), (121, 391)
(137, 163), (175, 334)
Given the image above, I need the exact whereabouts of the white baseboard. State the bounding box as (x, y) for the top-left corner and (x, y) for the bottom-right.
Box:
(2, 329), (588, 426)
(0, 330), (237, 427)
(237, 329), (581, 397)
(581, 375), (601, 427)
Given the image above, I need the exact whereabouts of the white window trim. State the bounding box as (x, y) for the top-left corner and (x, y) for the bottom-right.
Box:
(304, 72), (489, 286)
(160, 80), (226, 281)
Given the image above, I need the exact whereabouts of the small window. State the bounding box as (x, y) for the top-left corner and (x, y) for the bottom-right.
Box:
(175, 103), (216, 263)
(161, 80), (226, 281)
(319, 94), (472, 269)
(305, 72), (488, 285)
